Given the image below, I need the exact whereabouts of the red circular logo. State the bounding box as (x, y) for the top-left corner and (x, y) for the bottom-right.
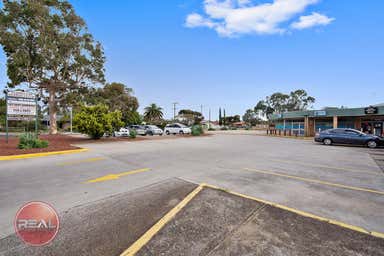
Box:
(14, 201), (60, 246)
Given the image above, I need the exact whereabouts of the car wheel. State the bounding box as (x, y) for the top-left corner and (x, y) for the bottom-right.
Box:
(367, 140), (377, 148)
(179, 130), (184, 135)
(323, 138), (332, 145)
(166, 130), (170, 135)
(148, 131), (154, 136)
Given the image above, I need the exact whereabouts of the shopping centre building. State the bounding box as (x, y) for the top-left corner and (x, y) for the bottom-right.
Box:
(269, 104), (384, 137)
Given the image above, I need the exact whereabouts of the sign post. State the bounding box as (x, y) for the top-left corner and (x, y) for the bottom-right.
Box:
(35, 96), (38, 137)
(5, 92), (8, 143)
(69, 106), (73, 134)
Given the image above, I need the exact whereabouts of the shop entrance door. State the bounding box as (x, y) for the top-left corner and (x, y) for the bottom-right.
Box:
(373, 122), (383, 136)
(362, 121), (383, 136)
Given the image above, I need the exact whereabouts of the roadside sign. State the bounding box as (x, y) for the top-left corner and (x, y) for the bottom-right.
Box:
(7, 91), (35, 99)
(7, 100), (36, 116)
(5, 90), (38, 143)
(7, 116), (36, 121)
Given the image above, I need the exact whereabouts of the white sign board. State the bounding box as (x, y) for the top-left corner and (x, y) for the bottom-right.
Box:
(7, 100), (36, 116)
(6, 91), (37, 117)
(8, 91), (35, 99)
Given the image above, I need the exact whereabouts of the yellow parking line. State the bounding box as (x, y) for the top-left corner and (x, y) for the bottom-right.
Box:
(244, 168), (384, 195)
(57, 157), (106, 166)
(120, 185), (204, 256)
(202, 183), (384, 239)
(271, 158), (381, 175)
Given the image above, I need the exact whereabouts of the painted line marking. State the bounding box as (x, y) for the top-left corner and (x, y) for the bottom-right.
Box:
(202, 183), (384, 239)
(57, 157), (105, 166)
(120, 183), (384, 255)
(0, 148), (88, 161)
(84, 168), (151, 184)
(244, 168), (384, 195)
(120, 184), (204, 256)
(271, 158), (381, 175)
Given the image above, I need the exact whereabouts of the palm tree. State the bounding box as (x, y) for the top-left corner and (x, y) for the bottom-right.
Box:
(144, 103), (164, 123)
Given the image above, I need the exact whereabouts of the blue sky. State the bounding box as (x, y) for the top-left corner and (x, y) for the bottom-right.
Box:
(1, 0), (383, 119)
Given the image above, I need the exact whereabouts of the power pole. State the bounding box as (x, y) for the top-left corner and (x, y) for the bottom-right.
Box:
(172, 102), (178, 120)
(209, 108), (211, 129)
(223, 109), (226, 126)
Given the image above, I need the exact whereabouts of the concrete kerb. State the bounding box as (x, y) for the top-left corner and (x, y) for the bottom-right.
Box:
(120, 183), (384, 256)
(0, 148), (88, 161)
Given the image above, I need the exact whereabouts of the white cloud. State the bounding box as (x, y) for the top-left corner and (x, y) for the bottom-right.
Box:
(291, 12), (335, 30)
(185, 0), (334, 37)
(185, 13), (216, 28)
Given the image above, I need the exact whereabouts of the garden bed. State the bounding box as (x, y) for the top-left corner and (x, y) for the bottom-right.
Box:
(0, 133), (211, 156)
(0, 135), (81, 156)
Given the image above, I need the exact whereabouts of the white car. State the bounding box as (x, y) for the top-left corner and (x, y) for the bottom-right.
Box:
(164, 123), (191, 135)
(114, 128), (130, 137)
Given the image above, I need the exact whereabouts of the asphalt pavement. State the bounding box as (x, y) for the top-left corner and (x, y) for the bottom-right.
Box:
(0, 133), (383, 254)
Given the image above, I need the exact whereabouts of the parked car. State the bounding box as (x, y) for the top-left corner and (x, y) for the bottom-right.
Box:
(314, 128), (383, 148)
(144, 125), (163, 136)
(129, 125), (147, 136)
(114, 128), (130, 137)
(164, 123), (191, 135)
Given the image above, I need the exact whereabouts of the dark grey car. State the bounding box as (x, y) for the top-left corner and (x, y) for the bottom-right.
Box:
(314, 128), (383, 148)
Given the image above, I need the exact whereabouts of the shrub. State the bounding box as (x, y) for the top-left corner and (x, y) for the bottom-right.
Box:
(74, 104), (124, 139)
(18, 133), (49, 149)
(208, 127), (215, 131)
(220, 126), (228, 131)
(129, 129), (137, 139)
(191, 125), (204, 136)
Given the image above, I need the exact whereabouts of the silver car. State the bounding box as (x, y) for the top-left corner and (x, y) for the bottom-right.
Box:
(144, 125), (163, 136)
(129, 125), (147, 136)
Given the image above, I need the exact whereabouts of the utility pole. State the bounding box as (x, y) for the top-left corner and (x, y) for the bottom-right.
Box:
(223, 109), (226, 126)
(172, 102), (178, 120)
(209, 108), (211, 129)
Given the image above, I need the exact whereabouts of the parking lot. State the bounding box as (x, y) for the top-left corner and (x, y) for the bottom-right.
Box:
(0, 133), (383, 255)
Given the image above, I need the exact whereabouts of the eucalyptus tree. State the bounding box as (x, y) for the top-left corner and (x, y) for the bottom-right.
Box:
(254, 89), (315, 118)
(0, 0), (105, 134)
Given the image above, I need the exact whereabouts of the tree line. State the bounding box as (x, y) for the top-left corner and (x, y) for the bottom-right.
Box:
(242, 89), (315, 126)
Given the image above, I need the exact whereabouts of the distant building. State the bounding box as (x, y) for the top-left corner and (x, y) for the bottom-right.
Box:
(269, 104), (384, 137)
(201, 120), (220, 129)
